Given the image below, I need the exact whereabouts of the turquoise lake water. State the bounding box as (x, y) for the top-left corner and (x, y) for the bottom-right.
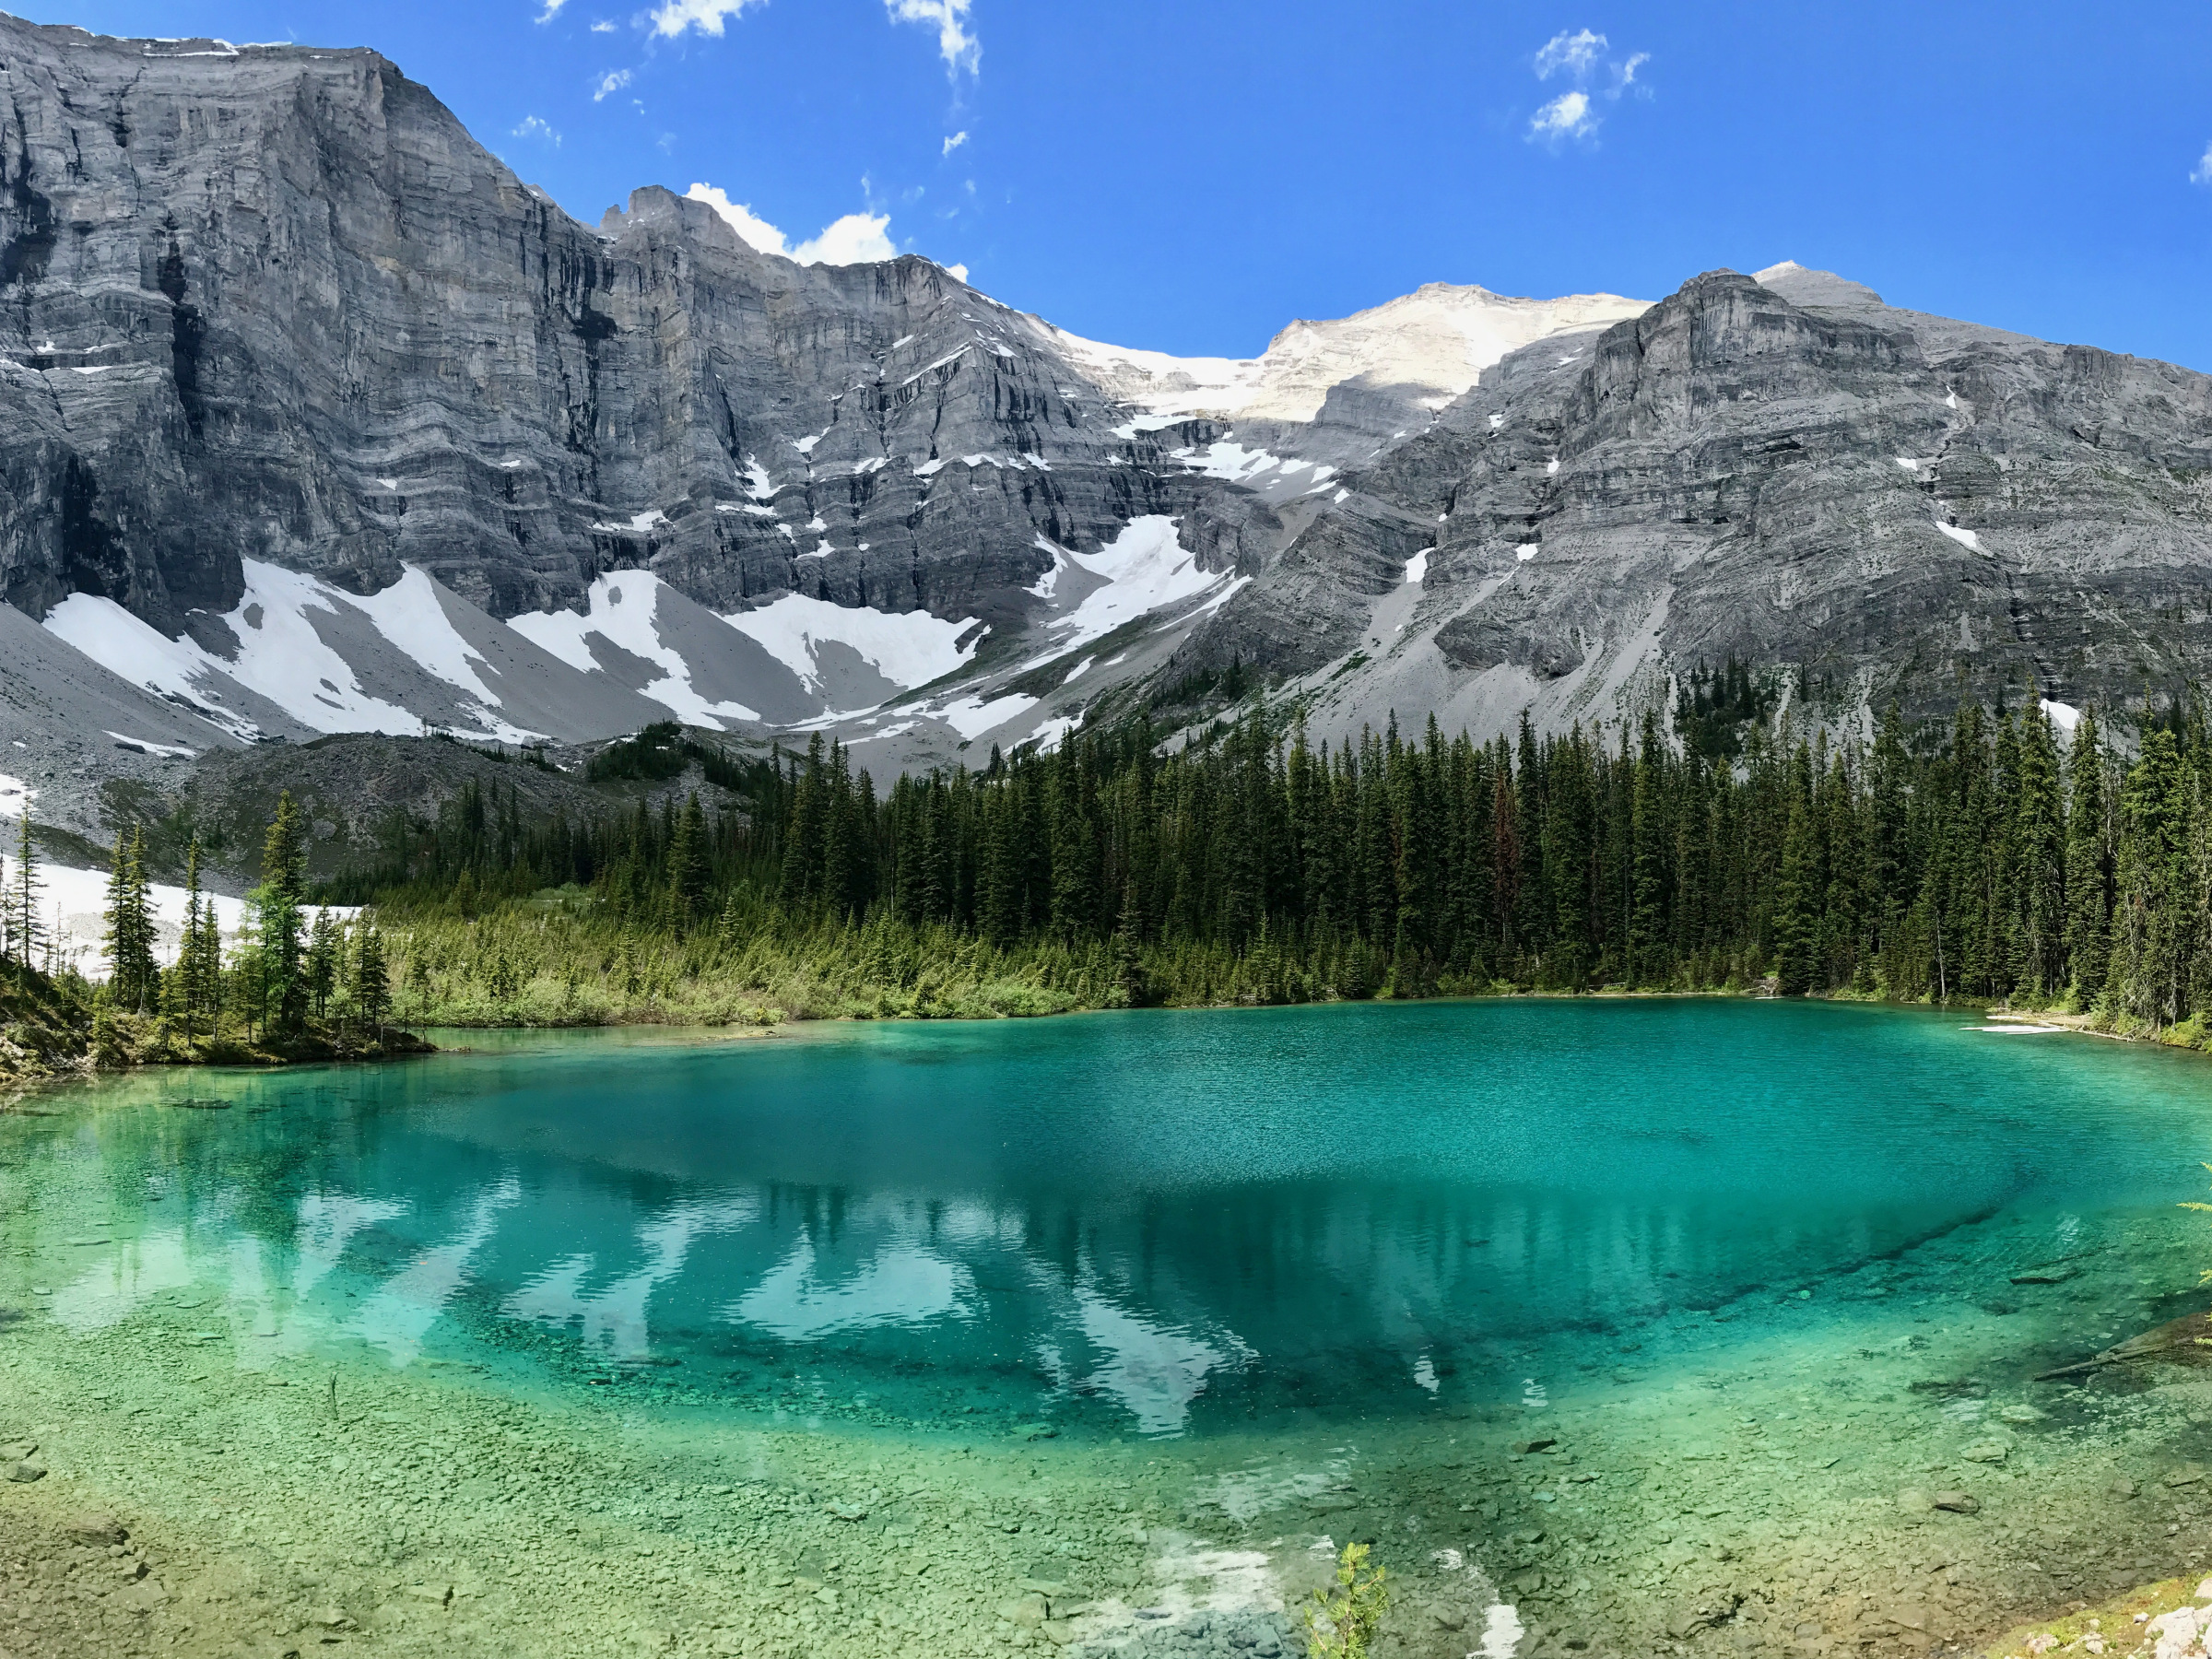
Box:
(12, 1000), (2212, 1442)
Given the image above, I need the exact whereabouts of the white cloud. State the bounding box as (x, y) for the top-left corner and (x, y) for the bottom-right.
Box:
(686, 183), (900, 265)
(943, 129), (969, 157)
(1535, 28), (1606, 79)
(794, 213), (897, 265)
(2194, 142), (2212, 186)
(946, 262), (970, 282)
(534, 0), (567, 21)
(887, 0), (980, 76)
(1528, 90), (1594, 142)
(512, 114), (561, 146)
(1526, 28), (1647, 145)
(687, 183), (792, 255)
(591, 17), (616, 29)
(649, 0), (764, 37)
(592, 67), (632, 100)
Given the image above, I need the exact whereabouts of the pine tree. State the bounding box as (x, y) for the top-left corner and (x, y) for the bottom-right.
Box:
(104, 825), (158, 1013)
(306, 908), (341, 1020)
(351, 922), (391, 1039)
(253, 793), (311, 1037)
(10, 808), (41, 988)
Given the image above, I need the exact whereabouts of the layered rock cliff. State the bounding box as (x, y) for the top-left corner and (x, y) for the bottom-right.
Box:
(2, 11), (2209, 852)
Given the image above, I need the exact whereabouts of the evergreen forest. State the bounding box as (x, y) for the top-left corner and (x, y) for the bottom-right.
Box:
(320, 689), (2212, 1041)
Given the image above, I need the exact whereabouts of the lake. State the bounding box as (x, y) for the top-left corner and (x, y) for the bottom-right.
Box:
(6, 1000), (2212, 1657)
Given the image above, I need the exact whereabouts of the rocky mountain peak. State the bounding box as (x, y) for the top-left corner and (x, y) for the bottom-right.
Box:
(3, 11), (2211, 849)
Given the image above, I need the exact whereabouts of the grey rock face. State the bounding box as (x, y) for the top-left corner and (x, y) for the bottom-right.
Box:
(0, 17), (1222, 642)
(4, 10), (2210, 791)
(1198, 265), (2212, 737)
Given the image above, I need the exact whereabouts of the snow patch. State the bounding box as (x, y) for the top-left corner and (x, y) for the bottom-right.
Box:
(1179, 441), (1283, 482)
(1030, 535), (1072, 600)
(510, 571), (759, 728)
(2041, 698), (2082, 735)
(105, 733), (196, 759)
(41, 562), (530, 742)
(742, 455), (776, 500)
(721, 594), (982, 707)
(1936, 520), (1987, 555)
(348, 567), (508, 711)
(1, 853), (269, 980)
(1029, 714), (1079, 752)
(937, 692), (1036, 741)
(0, 773), (29, 818)
(591, 509), (669, 535)
(1049, 517), (1233, 653)
(1403, 549), (1429, 587)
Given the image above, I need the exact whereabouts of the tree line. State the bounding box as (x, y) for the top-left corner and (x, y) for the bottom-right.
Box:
(343, 689), (2212, 1030)
(2, 793), (401, 1069)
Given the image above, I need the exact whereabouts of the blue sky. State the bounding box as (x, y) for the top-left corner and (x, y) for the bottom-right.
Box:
(45, 0), (2212, 370)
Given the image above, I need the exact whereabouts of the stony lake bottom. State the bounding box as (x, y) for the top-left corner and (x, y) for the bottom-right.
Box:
(7, 1000), (2212, 1659)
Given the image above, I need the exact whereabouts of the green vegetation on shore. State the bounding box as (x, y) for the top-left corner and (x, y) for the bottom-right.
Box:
(1, 792), (418, 1080)
(19, 681), (2212, 1065)
(327, 689), (2212, 1039)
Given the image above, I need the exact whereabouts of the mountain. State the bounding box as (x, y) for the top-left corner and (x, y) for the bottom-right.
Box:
(1236, 259), (2212, 752)
(0, 13), (2208, 853)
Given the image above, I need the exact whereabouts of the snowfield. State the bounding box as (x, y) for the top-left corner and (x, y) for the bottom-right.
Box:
(1049, 516), (1236, 653)
(45, 559), (543, 744)
(722, 593), (981, 707)
(0, 853), (299, 980)
(510, 571), (761, 728)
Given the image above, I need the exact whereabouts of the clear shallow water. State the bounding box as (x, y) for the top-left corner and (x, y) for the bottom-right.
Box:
(9, 1000), (2212, 1441)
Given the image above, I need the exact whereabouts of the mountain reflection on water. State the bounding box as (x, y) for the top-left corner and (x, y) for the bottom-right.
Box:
(19, 999), (2212, 1439)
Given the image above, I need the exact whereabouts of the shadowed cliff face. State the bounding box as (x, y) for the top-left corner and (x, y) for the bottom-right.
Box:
(0, 17), (1241, 642)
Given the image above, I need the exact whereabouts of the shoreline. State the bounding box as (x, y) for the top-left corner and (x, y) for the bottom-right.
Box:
(12, 1004), (2212, 1654)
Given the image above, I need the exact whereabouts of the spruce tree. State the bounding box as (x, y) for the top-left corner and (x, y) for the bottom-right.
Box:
(1773, 776), (1818, 996)
(668, 792), (712, 928)
(11, 808), (41, 988)
(2013, 701), (2066, 998)
(104, 825), (157, 1013)
(351, 922), (391, 1039)
(306, 909), (341, 1021)
(253, 793), (310, 1037)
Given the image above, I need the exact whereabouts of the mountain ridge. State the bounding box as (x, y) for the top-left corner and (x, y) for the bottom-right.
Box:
(2, 10), (2210, 852)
